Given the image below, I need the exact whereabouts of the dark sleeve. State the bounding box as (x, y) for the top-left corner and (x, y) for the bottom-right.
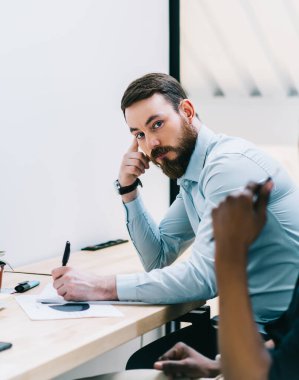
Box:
(268, 318), (299, 380)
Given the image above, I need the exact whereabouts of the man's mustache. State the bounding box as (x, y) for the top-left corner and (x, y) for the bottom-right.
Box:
(150, 146), (178, 161)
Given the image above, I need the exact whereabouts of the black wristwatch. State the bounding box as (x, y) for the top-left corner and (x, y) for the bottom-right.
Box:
(114, 178), (142, 195)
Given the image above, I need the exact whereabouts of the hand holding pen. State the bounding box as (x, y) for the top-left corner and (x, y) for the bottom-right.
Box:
(51, 241), (71, 299)
(52, 240), (118, 301)
(212, 178), (273, 248)
(210, 176), (274, 243)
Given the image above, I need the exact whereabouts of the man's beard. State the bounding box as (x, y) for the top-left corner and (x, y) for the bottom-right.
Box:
(150, 121), (198, 179)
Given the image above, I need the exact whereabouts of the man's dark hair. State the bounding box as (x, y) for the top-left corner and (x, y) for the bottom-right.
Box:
(121, 73), (188, 116)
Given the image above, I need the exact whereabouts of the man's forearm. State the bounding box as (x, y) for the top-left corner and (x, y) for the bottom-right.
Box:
(117, 256), (215, 303)
(121, 189), (138, 204)
(124, 199), (165, 271)
(216, 245), (271, 380)
(124, 196), (187, 271)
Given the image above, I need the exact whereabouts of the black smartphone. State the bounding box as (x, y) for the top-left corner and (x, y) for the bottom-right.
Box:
(0, 342), (12, 352)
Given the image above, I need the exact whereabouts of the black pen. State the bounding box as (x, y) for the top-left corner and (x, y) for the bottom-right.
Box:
(14, 280), (40, 293)
(62, 241), (71, 266)
(252, 177), (272, 203)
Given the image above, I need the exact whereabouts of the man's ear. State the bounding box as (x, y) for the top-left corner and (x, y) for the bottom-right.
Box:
(179, 99), (195, 122)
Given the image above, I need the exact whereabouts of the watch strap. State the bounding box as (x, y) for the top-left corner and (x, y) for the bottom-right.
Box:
(115, 178), (142, 195)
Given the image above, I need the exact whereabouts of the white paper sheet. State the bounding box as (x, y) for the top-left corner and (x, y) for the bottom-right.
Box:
(15, 294), (124, 320)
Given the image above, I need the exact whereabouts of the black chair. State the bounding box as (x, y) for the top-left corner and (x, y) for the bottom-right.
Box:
(126, 305), (218, 370)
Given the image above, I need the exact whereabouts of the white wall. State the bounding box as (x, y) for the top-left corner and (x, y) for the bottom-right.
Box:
(193, 98), (299, 147)
(0, 0), (169, 266)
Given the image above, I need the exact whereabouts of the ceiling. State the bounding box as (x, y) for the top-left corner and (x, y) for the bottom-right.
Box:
(181, 0), (299, 99)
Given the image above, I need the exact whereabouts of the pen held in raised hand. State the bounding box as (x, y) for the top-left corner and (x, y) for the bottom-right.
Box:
(209, 176), (273, 243)
(62, 241), (71, 266)
(247, 177), (272, 208)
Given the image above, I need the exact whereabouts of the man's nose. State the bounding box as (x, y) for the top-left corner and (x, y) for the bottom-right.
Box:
(147, 136), (160, 150)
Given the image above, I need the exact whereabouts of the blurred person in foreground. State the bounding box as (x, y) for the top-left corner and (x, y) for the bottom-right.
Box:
(154, 179), (299, 379)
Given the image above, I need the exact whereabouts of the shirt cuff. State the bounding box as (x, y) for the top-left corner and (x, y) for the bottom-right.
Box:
(116, 273), (140, 301)
(123, 196), (146, 222)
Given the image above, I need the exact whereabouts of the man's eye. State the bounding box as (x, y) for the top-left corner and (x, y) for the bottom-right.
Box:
(136, 132), (145, 140)
(153, 121), (163, 129)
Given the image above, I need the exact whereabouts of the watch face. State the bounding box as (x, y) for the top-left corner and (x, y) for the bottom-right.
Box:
(114, 180), (121, 193)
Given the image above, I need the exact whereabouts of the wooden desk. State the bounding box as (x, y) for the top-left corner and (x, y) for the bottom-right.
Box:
(0, 243), (203, 380)
(14, 241), (150, 276)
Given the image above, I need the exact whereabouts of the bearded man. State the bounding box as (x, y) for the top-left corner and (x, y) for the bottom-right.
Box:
(52, 73), (299, 369)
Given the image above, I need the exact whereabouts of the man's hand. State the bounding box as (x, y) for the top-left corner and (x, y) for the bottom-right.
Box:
(118, 139), (150, 202)
(212, 180), (273, 255)
(153, 342), (220, 379)
(51, 267), (118, 301)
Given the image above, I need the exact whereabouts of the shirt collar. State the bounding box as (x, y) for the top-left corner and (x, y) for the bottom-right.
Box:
(177, 124), (216, 185)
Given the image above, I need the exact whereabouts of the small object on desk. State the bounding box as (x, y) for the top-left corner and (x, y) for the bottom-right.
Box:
(62, 241), (71, 266)
(14, 280), (40, 293)
(0, 342), (12, 352)
(81, 239), (128, 251)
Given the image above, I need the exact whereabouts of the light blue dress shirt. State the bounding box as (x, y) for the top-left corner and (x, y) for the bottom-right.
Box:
(117, 125), (299, 324)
